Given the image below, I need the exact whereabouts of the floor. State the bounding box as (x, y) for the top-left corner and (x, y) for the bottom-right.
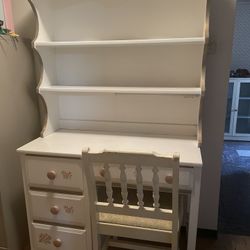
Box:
(110, 234), (250, 250)
(219, 141), (250, 235)
(194, 234), (250, 250)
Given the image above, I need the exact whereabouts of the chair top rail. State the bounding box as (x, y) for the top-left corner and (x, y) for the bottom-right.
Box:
(83, 150), (180, 167)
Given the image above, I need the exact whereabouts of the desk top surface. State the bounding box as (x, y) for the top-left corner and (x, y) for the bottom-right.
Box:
(18, 130), (202, 167)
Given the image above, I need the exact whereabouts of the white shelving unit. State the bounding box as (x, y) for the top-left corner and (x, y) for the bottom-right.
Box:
(19, 1), (209, 250)
(31, 0), (208, 139)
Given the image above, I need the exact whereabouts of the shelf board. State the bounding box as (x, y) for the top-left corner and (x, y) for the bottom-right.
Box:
(239, 97), (250, 100)
(237, 116), (250, 119)
(35, 37), (205, 48)
(39, 86), (202, 95)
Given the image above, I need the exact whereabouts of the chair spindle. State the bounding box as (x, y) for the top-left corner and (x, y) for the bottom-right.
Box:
(152, 166), (160, 209)
(120, 164), (129, 206)
(136, 165), (144, 208)
(104, 163), (113, 205)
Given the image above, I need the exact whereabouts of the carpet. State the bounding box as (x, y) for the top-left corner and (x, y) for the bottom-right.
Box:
(219, 141), (250, 235)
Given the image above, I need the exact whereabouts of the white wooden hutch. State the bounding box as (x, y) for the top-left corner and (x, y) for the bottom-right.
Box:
(18, 0), (209, 249)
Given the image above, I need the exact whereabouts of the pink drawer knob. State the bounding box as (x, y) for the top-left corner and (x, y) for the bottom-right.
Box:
(100, 168), (105, 177)
(53, 238), (62, 248)
(47, 170), (56, 180)
(50, 206), (60, 215)
(165, 175), (173, 184)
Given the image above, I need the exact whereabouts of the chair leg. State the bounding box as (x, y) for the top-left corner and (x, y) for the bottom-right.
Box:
(101, 236), (110, 250)
(108, 238), (171, 250)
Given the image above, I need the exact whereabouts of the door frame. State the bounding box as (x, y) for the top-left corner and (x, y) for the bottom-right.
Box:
(225, 78), (250, 141)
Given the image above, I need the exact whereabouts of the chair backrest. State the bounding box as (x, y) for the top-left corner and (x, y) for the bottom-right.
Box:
(82, 150), (180, 234)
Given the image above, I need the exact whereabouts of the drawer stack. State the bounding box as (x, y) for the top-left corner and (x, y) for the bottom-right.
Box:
(21, 155), (91, 250)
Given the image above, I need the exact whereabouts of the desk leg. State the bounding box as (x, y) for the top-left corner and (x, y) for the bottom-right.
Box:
(187, 168), (202, 250)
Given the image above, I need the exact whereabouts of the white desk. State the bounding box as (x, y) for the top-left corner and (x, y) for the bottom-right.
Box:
(18, 130), (202, 250)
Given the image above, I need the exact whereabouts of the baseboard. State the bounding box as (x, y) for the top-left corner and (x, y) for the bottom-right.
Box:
(180, 227), (218, 239)
(197, 228), (218, 238)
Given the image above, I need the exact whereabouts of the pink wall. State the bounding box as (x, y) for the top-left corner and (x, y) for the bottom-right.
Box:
(3, 0), (14, 31)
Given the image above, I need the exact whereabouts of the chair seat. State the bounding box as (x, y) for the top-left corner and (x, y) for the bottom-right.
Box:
(99, 213), (173, 231)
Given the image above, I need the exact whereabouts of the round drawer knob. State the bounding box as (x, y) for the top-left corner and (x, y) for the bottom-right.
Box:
(53, 238), (62, 248)
(47, 170), (56, 180)
(165, 175), (173, 184)
(99, 168), (105, 177)
(50, 206), (60, 215)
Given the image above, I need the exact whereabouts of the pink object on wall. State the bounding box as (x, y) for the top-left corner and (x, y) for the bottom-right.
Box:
(3, 0), (14, 31)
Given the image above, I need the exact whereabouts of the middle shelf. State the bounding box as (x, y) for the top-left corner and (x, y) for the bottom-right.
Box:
(39, 86), (202, 96)
(37, 42), (204, 87)
(35, 37), (205, 48)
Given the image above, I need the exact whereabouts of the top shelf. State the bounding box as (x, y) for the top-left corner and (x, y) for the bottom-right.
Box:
(33, 0), (208, 43)
(35, 37), (205, 48)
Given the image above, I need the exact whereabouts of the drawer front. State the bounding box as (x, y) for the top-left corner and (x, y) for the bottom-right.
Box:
(94, 164), (193, 190)
(32, 223), (87, 250)
(25, 156), (83, 192)
(30, 191), (86, 227)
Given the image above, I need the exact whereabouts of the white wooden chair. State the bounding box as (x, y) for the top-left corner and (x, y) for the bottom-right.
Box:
(82, 151), (181, 250)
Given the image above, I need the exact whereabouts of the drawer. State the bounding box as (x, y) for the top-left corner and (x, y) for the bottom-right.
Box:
(94, 164), (193, 190)
(29, 191), (86, 227)
(32, 223), (87, 250)
(25, 156), (83, 192)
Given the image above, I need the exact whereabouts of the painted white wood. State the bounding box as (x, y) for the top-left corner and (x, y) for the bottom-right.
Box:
(82, 151), (181, 249)
(20, 0), (208, 248)
(172, 155), (180, 250)
(136, 165), (144, 208)
(58, 95), (200, 126)
(39, 86), (202, 96)
(152, 166), (160, 209)
(59, 121), (198, 138)
(104, 163), (114, 205)
(95, 165), (193, 191)
(17, 130), (202, 167)
(33, 0), (207, 137)
(35, 37), (205, 47)
(38, 44), (204, 88)
(37, 45), (204, 136)
(187, 168), (202, 250)
(120, 164), (128, 206)
(32, 0), (207, 41)
(29, 191), (87, 227)
(32, 223), (87, 250)
(36, 41), (204, 136)
(98, 223), (172, 244)
(20, 153), (93, 250)
(108, 238), (171, 250)
(41, 93), (60, 137)
(25, 156), (84, 192)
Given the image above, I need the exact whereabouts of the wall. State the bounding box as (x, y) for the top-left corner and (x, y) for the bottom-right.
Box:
(200, 0), (236, 230)
(0, 1), (40, 249)
(0, 36), (41, 250)
(231, 0), (250, 70)
(11, 0), (36, 39)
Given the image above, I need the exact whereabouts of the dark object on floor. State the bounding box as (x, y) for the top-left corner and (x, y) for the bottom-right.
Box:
(219, 141), (250, 235)
(110, 234), (250, 250)
(230, 69), (250, 78)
